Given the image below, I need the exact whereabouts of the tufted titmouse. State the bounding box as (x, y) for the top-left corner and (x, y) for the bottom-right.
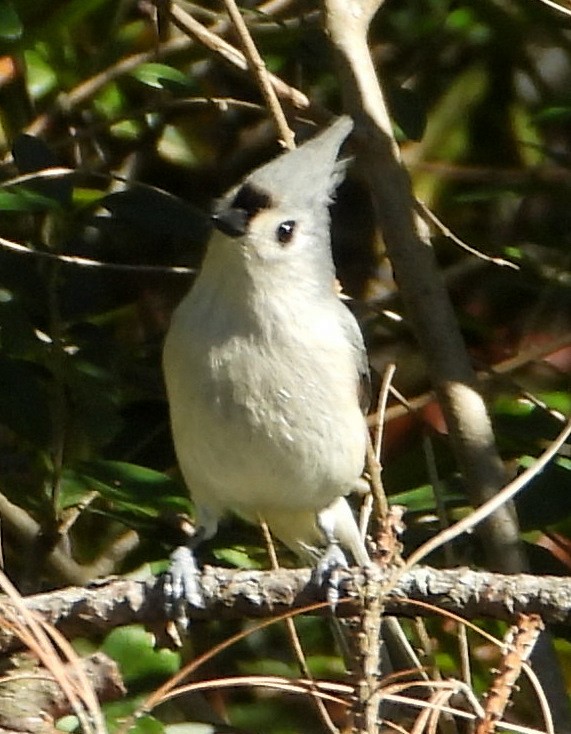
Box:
(164, 116), (370, 570)
(163, 118), (418, 678)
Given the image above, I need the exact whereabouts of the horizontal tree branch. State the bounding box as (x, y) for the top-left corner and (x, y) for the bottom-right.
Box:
(1, 566), (570, 653)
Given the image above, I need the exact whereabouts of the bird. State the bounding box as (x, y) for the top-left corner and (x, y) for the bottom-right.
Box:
(162, 118), (420, 685)
(163, 114), (371, 581)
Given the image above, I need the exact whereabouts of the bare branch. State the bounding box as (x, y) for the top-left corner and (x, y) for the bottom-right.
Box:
(0, 492), (139, 587)
(2, 567), (571, 655)
(168, 3), (314, 113)
(222, 0), (295, 149)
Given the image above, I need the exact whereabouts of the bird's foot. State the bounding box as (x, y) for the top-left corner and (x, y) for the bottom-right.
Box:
(164, 545), (205, 633)
(312, 542), (349, 609)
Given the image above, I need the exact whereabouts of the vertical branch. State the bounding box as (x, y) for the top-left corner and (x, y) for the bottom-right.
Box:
(321, 0), (523, 574)
(349, 574), (383, 734)
(320, 0), (571, 729)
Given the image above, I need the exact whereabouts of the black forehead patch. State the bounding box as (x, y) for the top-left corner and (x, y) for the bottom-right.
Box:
(231, 183), (273, 219)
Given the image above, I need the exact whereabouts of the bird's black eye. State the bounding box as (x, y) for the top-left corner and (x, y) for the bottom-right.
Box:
(276, 220), (296, 246)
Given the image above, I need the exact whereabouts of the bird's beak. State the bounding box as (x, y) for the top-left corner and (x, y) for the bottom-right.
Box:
(211, 208), (248, 238)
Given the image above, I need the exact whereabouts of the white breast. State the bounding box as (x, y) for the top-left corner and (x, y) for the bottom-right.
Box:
(163, 272), (367, 525)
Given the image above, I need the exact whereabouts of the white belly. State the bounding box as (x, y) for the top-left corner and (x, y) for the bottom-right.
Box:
(164, 287), (367, 525)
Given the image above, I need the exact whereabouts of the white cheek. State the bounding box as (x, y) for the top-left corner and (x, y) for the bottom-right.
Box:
(273, 229), (310, 258)
(246, 230), (298, 262)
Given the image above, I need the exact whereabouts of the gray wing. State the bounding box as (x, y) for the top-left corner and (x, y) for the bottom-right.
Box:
(338, 300), (371, 416)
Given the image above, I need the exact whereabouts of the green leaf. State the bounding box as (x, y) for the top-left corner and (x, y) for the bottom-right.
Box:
(61, 460), (189, 518)
(103, 701), (165, 734)
(24, 48), (58, 99)
(390, 484), (464, 514)
(93, 81), (126, 119)
(0, 188), (61, 212)
(537, 391), (571, 415)
(157, 124), (199, 166)
(0, 0), (22, 41)
(214, 545), (264, 569)
(72, 187), (107, 207)
(54, 715), (80, 733)
(129, 718), (165, 734)
(102, 625), (180, 685)
(493, 394), (535, 417)
(40, 0), (111, 36)
(130, 63), (193, 91)
(110, 119), (143, 141)
(534, 106), (571, 123)
(445, 7), (477, 31)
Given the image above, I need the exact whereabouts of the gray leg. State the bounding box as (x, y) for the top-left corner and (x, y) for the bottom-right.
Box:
(313, 506), (350, 607)
(164, 526), (208, 630)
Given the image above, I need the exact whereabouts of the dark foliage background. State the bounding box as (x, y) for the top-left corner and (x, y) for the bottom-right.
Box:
(0, 0), (570, 731)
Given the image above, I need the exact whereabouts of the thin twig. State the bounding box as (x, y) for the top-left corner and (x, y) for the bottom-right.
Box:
(401, 416), (571, 572)
(365, 436), (389, 522)
(222, 0), (295, 149)
(0, 167), (199, 273)
(323, 0), (527, 580)
(168, 3), (313, 112)
(374, 362), (397, 462)
(417, 200), (518, 270)
(476, 615), (544, 734)
(520, 661), (556, 734)
(0, 570), (100, 734)
(378, 332), (571, 425)
(533, 0), (571, 17)
(123, 599), (343, 734)
(161, 674), (348, 704)
(0, 235), (194, 273)
(258, 519), (340, 734)
(457, 624), (471, 690)
(360, 363), (395, 538)
(2, 0), (309, 151)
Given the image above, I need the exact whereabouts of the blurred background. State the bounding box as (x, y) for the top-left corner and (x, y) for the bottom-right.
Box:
(0, 1), (570, 731)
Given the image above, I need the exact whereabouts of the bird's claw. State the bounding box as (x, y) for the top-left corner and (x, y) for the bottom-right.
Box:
(164, 545), (205, 633)
(312, 542), (348, 610)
